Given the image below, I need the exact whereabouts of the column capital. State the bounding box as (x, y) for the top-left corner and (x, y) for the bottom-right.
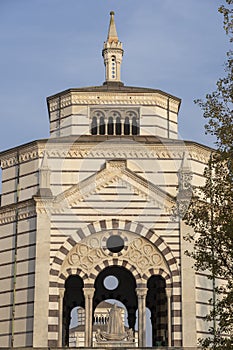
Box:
(166, 287), (172, 298)
(136, 287), (148, 298)
(83, 287), (95, 298)
(59, 288), (65, 298)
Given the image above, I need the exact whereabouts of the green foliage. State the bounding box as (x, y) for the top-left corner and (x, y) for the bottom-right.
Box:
(185, 157), (233, 279)
(185, 1), (233, 348)
(185, 156), (233, 349)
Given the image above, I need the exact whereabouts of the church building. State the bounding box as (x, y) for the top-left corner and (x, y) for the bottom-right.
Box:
(0, 11), (214, 348)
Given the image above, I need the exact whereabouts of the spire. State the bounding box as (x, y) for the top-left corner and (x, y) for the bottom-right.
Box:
(107, 11), (118, 43)
(102, 11), (124, 85)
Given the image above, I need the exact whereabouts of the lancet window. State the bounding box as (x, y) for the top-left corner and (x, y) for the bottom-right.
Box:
(90, 108), (140, 136)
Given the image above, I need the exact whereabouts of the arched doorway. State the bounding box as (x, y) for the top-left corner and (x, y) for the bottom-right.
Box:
(62, 275), (84, 346)
(146, 275), (168, 346)
(93, 266), (137, 331)
(51, 224), (179, 347)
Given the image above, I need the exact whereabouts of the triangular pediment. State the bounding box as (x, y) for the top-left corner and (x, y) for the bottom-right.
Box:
(53, 160), (175, 212)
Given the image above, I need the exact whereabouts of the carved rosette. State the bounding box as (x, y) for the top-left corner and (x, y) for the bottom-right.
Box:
(63, 231), (164, 276)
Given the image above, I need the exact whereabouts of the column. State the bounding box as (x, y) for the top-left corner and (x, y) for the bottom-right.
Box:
(136, 287), (148, 347)
(166, 287), (172, 347)
(33, 200), (51, 347)
(83, 287), (95, 347)
(58, 288), (65, 347)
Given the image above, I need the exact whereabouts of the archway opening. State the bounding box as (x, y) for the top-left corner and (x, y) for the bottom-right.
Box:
(63, 275), (84, 347)
(93, 266), (138, 333)
(146, 275), (168, 347)
(91, 116), (97, 135)
(134, 307), (152, 347)
(124, 117), (130, 135)
(115, 116), (122, 135)
(95, 299), (127, 326)
(99, 116), (105, 135)
(107, 117), (114, 135)
(69, 306), (85, 347)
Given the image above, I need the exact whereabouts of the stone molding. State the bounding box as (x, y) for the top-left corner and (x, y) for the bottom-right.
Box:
(52, 160), (174, 211)
(0, 200), (36, 224)
(0, 141), (211, 168)
(63, 232), (168, 280)
(48, 219), (182, 347)
(0, 144), (44, 169)
(49, 219), (180, 288)
(48, 92), (180, 113)
(90, 106), (140, 121)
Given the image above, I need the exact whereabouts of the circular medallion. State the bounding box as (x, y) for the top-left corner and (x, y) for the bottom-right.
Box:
(106, 235), (124, 253)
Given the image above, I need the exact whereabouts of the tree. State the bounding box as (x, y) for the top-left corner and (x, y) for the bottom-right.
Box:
(184, 1), (233, 349)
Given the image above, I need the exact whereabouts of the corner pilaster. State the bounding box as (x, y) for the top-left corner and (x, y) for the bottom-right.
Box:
(32, 197), (52, 347)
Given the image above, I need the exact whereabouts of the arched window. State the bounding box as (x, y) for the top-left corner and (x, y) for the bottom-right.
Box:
(132, 117), (139, 135)
(124, 117), (130, 135)
(108, 117), (114, 135)
(99, 116), (105, 135)
(111, 56), (116, 79)
(116, 116), (122, 135)
(91, 116), (97, 135)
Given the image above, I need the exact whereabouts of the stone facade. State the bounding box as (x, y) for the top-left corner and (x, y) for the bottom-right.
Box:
(0, 11), (214, 349)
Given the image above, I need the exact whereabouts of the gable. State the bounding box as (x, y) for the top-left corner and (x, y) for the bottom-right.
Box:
(52, 160), (175, 213)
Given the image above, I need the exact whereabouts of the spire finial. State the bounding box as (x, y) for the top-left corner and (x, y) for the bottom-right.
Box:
(107, 10), (118, 43)
(102, 11), (124, 85)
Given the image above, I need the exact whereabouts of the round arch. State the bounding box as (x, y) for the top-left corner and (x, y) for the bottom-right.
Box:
(50, 219), (179, 285)
(48, 219), (181, 347)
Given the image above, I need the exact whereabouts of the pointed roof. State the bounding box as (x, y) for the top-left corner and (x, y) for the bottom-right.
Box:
(107, 11), (119, 43)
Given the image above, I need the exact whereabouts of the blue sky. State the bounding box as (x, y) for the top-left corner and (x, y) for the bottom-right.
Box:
(0, 0), (230, 151)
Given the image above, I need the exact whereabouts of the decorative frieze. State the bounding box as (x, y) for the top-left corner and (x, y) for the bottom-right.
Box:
(0, 200), (36, 224)
(63, 231), (167, 277)
(0, 144), (44, 169)
(0, 140), (211, 169)
(48, 92), (180, 113)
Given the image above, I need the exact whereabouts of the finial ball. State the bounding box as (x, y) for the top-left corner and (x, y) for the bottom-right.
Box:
(110, 11), (115, 16)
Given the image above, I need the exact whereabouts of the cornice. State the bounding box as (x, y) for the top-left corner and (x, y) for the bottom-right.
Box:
(0, 139), (212, 169)
(0, 199), (36, 225)
(47, 91), (180, 113)
(0, 141), (46, 169)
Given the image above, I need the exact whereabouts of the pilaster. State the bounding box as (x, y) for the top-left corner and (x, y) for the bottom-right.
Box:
(32, 197), (52, 347)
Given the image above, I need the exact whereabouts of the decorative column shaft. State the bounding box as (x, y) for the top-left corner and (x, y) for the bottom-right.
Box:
(136, 287), (148, 347)
(58, 288), (65, 347)
(166, 287), (172, 347)
(83, 287), (95, 347)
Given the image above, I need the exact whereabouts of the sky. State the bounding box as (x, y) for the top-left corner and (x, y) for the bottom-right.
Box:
(0, 0), (230, 152)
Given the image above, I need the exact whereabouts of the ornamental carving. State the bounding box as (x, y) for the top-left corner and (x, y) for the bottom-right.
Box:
(47, 92), (180, 113)
(62, 231), (165, 276)
(0, 142), (211, 169)
(0, 200), (36, 224)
